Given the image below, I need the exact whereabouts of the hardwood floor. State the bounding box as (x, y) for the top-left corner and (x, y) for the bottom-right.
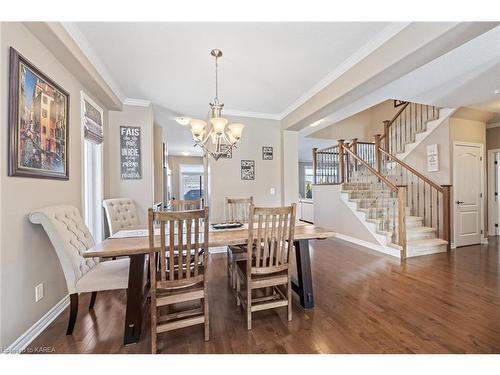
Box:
(27, 237), (500, 353)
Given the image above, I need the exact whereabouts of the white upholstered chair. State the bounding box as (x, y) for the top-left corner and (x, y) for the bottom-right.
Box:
(102, 198), (141, 236)
(29, 205), (129, 335)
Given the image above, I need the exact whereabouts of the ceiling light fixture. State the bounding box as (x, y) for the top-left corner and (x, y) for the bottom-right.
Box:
(175, 117), (191, 126)
(187, 49), (245, 161)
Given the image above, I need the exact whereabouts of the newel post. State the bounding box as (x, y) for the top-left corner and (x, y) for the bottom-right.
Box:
(312, 148), (318, 185)
(338, 139), (345, 183)
(352, 138), (358, 171)
(397, 185), (407, 260)
(441, 185), (452, 252)
(374, 134), (382, 174)
(383, 120), (390, 151)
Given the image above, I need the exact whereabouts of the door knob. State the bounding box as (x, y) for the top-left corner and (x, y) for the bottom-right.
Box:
(456, 200), (464, 204)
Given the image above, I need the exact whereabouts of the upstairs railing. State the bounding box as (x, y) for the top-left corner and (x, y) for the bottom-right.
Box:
(381, 102), (439, 155)
(312, 145), (341, 184)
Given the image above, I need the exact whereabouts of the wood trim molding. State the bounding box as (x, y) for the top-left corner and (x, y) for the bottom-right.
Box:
(4, 295), (70, 354)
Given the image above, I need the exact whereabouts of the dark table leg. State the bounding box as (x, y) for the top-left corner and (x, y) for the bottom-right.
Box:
(123, 254), (148, 345)
(291, 239), (314, 309)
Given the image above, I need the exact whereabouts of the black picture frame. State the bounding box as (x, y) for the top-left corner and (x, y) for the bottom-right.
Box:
(241, 160), (255, 180)
(262, 146), (273, 160)
(8, 47), (70, 180)
(394, 100), (406, 108)
(219, 144), (232, 159)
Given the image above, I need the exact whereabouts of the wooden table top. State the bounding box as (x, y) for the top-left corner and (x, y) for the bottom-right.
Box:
(83, 224), (335, 258)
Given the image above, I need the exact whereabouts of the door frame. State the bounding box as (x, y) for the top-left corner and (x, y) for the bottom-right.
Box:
(487, 149), (500, 236)
(452, 141), (485, 247)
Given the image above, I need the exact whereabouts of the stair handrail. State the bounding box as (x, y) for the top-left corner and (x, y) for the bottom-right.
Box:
(342, 143), (407, 257)
(379, 102), (409, 144)
(342, 145), (398, 192)
(375, 144), (451, 251)
(377, 147), (444, 193)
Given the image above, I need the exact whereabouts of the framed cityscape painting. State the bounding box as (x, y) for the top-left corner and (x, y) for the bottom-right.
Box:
(241, 160), (255, 180)
(8, 48), (69, 180)
(262, 146), (273, 160)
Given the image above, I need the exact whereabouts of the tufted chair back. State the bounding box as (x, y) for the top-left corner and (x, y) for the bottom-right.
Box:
(103, 198), (141, 235)
(29, 205), (100, 294)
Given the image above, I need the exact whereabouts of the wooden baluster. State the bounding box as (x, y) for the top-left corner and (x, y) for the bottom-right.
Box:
(397, 185), (407, 259)
(338, 139), (345, 183)
(312, 147), (317, 185)
(442, 185), (451, 252)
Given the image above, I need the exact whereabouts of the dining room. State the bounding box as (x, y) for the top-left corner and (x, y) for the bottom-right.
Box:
(2, 3), (500, 374)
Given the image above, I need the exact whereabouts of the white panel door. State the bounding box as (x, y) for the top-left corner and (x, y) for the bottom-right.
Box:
(454, 143), (482, 247)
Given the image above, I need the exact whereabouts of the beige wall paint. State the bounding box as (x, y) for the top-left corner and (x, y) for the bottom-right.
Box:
(106, 104), (154, 227)
(153, 126), (164, 203)
(209, 115), (282, 221)
(486, 124), (500, 150)
(0, 22), (111, 348)
(310, 100), (398, 142)
(167, 155), (204, 200)
(404, 118), (452, 185)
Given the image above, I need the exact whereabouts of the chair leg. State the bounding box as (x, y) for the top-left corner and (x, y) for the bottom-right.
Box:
(226, 248), (232, 287)
(236, 273), (241, 306)
(204, 291), (210, 341)
(66, 293), (78, 335)
(287, 278), (293, 322)
(246, 280), (252, 330)
(150, 292), (157, 354)
(89, 291), (97, 310)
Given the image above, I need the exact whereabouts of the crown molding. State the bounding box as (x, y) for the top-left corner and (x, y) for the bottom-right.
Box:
(60, 22), (126, 103)
(223, 108), (281, 121)
(124, 98), (152, 107)
(278, 22), (411, 120)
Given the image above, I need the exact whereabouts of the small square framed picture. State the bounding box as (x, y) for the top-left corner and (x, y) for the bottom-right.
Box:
(262, 146), (273, 160)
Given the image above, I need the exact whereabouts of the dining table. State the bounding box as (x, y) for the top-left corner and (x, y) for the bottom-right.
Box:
(83, 222), (335, 345)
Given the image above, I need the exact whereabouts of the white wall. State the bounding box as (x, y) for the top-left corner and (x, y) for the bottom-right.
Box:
(313, 184), (379, 245)
(209, 115), (282, 221)
(0, 22), (111, 348)
(106, 104), (155, 227)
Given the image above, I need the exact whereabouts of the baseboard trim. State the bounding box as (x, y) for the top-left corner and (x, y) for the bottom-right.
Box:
(334, 233), (401, 258)
(481, 237), (489, 244)
(4, 294), (70, 354)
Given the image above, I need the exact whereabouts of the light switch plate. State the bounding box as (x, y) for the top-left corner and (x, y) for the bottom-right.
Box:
(270, 187), (276, 195)
(35, 283), (44, 302)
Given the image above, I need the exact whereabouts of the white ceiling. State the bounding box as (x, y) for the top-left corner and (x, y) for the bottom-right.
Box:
(73, 22), (392, 118)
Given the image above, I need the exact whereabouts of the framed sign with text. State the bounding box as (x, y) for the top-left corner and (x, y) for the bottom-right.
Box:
(120, 126), (142, 179)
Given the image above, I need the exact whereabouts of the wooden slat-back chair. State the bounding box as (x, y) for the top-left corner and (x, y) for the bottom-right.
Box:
(236, 203), (296, 330)
(148, 207), (210, 354)
(168, 198), (204, 211)
(225, 197), (254, 289)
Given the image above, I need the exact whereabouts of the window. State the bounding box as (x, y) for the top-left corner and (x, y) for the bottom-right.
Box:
(304, 167), (314, 199)
(179, 164), (204, 200)
(83, 139), (103, 241)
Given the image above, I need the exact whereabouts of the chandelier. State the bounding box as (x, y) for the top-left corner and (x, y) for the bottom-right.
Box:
(186, 49), (245, 161)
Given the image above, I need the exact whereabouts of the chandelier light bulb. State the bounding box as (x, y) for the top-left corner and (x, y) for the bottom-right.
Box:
(210, 117), (228, 135)
(190, 119), (207, 140)
(228, 123), (245, 140)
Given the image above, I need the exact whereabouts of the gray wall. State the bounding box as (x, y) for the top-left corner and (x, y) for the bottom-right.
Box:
(0, 23), (111, 348)
(209, 115), (283, 221)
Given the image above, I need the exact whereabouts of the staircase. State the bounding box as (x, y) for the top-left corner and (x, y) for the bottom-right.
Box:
(312, 100), (451, 259)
